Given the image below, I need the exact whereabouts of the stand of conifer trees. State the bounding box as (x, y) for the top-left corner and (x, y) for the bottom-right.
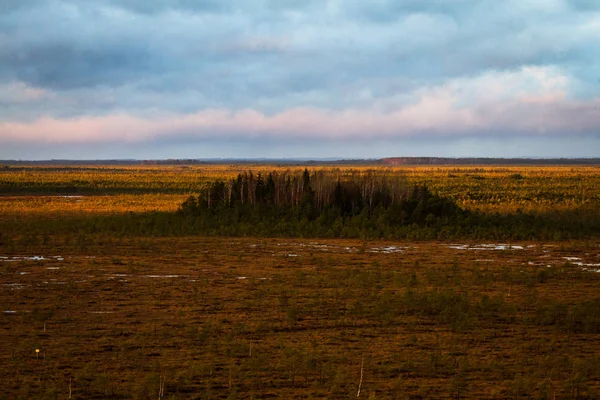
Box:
(177, 169), (464, 236)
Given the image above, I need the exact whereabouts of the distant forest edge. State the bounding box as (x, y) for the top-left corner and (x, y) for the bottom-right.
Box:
(2, 157), (600, 166)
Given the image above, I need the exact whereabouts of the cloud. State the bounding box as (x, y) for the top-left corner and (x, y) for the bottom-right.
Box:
(0, 1), (598, 157)
(2, 67), (597, 145)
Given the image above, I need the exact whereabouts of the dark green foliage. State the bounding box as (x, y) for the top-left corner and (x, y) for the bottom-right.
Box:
(178, 170), (463, 237)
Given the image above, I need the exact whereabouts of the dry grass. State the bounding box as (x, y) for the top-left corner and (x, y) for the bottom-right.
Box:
(1, 237), (599, 399)
(1, 164), (599, 398)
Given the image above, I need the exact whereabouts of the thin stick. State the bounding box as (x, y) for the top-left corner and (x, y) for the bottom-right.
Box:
(357, 355), (364, 398)
(158, 373), (166, 399)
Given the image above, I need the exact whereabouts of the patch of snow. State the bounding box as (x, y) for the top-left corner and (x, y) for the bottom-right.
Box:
(445, 244), (524, 251)
(3, 283), (26, 289)
(369, 246), (405, 254)
(0, 255), (65, 262)
(571, 262), (600, 267)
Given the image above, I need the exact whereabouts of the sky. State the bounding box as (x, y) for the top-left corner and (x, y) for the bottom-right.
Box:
(1, 0), (599, 159)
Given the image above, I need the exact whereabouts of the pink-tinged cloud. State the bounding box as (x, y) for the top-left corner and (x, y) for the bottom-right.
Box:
(1, 97), (598, 144)
(1, 67), (598, 143)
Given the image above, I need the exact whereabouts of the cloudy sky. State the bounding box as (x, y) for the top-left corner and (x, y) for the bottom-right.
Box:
(1, 0), (599, 159)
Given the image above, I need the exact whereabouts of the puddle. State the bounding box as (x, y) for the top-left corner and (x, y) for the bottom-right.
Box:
(3, 283), (26, 290)
(369, 246), (405, 254)
(446, 244), (525, 251)
(0, 256), (64, 262)
(236, 276), (269, 281)
(581, 268), (600, 273)
(571, 261), (600, 267)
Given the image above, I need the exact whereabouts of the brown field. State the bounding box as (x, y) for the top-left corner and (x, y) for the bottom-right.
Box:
(1, 164), (599, 399)
(1, 237), (600, 399)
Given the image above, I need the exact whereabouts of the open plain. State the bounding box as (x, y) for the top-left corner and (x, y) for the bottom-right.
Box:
(1, 165), (599, 399)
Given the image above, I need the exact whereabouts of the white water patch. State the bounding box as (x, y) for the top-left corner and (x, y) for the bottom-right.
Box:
(236, 276), (269, 281)
(287, 254), (299, 257)
(475, 259), (494, 262)
(142, 275), (186, 278)
(369, 246), (405, 254)
(446, 244), (525, 251)
(3, 283), (26, 290)
(88, 311), (115, 314)
(46, 267), (60, 270)
(563, 257), (582, 261)
(581, 268), (600, 273)
(292, 242), (334, 251)
(571, 261), (600, 267)
(3, 310), (17, 314)
(0, 255), (64, 262)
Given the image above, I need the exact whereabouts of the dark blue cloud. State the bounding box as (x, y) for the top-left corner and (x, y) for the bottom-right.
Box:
(0, 0), (598, 158)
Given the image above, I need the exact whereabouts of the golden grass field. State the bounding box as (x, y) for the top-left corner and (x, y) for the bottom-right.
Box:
(1, 165), (599, 217)
(1, 164), (599, 399)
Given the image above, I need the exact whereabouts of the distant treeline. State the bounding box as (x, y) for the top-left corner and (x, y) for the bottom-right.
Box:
(382, 157), (600, 165)
(2, 157), (599, 166)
